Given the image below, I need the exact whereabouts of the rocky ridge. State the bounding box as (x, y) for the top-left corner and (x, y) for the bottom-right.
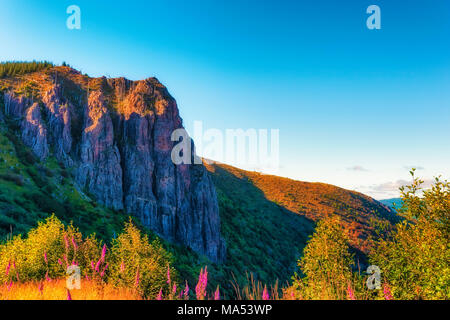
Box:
(0, 67), (225, 262)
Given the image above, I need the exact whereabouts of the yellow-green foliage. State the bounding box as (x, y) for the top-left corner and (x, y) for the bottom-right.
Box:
(0, 215), (98, 283)
(108, 219), (176, 299)
(370, 171), (450, 300)
(287, 216), (355, 300)
(0, 215), (175, 300)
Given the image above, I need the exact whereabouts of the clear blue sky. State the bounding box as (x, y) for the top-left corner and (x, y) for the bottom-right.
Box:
(1, 0), (449, 199)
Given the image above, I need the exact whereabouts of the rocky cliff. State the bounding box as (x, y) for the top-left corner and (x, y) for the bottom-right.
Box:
(0, 66), (225, 262)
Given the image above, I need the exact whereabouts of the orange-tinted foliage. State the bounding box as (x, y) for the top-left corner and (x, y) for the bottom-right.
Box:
(206, 162), (396, 253)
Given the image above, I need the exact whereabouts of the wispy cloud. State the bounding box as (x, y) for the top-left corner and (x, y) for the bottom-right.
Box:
(359, 178), (435, 199)
(347, 165), (369, 172)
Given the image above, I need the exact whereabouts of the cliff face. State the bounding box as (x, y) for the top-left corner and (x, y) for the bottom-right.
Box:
(1, 67), (225, 262)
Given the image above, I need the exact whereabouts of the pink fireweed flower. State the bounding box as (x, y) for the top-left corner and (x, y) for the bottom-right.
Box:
(290, 290), (295, 300)
(100, 244), (107, 262)
(44, 251), (48, 264)
(347, 284), (356, 300)
(262, 285), (270, 300)
(45, 271), (50, 282)
(120, 261), (125, 273)
(63, 254), (68, 265)
(383, 283), (393, 300)
(71, 236), (78, 251)
(95, 259), (102, 272)
(7, 281), (13, 291)
(184, 282), (189, 300)
(195, 267), (208, 300)
(64, 234), (69, 250)
(100, 263), (109, 277)
(58, 258), (63, 266)
(5, 260), (11, 277)
(167, 265), (171, 284)
(135, 266), (140, 287)
(214, 286), (220, 300)
(85, 274), (90, 281)
(156, 288), (163, 300)
(67, 289), (72, 300)
(172, 283), (177, 295)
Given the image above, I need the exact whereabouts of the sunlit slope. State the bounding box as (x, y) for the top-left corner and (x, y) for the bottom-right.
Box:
(206, 162), (398, 254)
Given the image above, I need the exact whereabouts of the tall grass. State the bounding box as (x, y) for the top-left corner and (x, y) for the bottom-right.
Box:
(0, 279), (141, 300)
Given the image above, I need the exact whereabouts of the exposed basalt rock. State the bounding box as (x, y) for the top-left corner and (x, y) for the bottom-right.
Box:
(1, 70), (225, 262)
(42, 85), (74, 167)
(76, 91), (124, 211)
(22, 103), (49, 160)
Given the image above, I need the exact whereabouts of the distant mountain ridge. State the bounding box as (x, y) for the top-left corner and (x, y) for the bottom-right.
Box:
(379, 198), (403, 211)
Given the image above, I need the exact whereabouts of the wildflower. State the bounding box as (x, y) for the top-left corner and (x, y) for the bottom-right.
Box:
(100, 244), (107, 262)
(67, 289), (72, 300)
(90, 261), (95, 269)
(58, 258), (63, 265)
(214, 286), (220, 300)
(5, 260), (11, 277)
(135, 266), (140, 287)
(45, 271), (51, 282)
(64, 234), (69, 250)
(156, 288), (163, 300)
(95, 259), (102, 272)
(44, 251), (48, 264)
(195, 266), (208, 300)
(100, 263), (109, 277)
(167, 265), (171, 284)
(184, 281), (189, 300)
(383, 283), (393, 300)
(262, 285), (270, 300)
(172, 283), (177, 295)
(347, 284), (356, 300)
(7, 281), (13, 291)
(71, 235), (78, 251)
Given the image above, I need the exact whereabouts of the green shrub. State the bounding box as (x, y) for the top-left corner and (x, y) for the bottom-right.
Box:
(287, 217), (355, 300)
(0, 215), (95, 283)
(108, 219), (176, 298)
(370, 171), (450, 300)
(0, 173), (24, 186)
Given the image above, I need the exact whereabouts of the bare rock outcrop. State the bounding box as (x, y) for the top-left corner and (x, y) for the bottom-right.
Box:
(1, 72), (225, 262)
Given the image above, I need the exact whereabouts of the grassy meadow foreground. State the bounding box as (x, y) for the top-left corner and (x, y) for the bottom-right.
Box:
(0, 170), (448, 300)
